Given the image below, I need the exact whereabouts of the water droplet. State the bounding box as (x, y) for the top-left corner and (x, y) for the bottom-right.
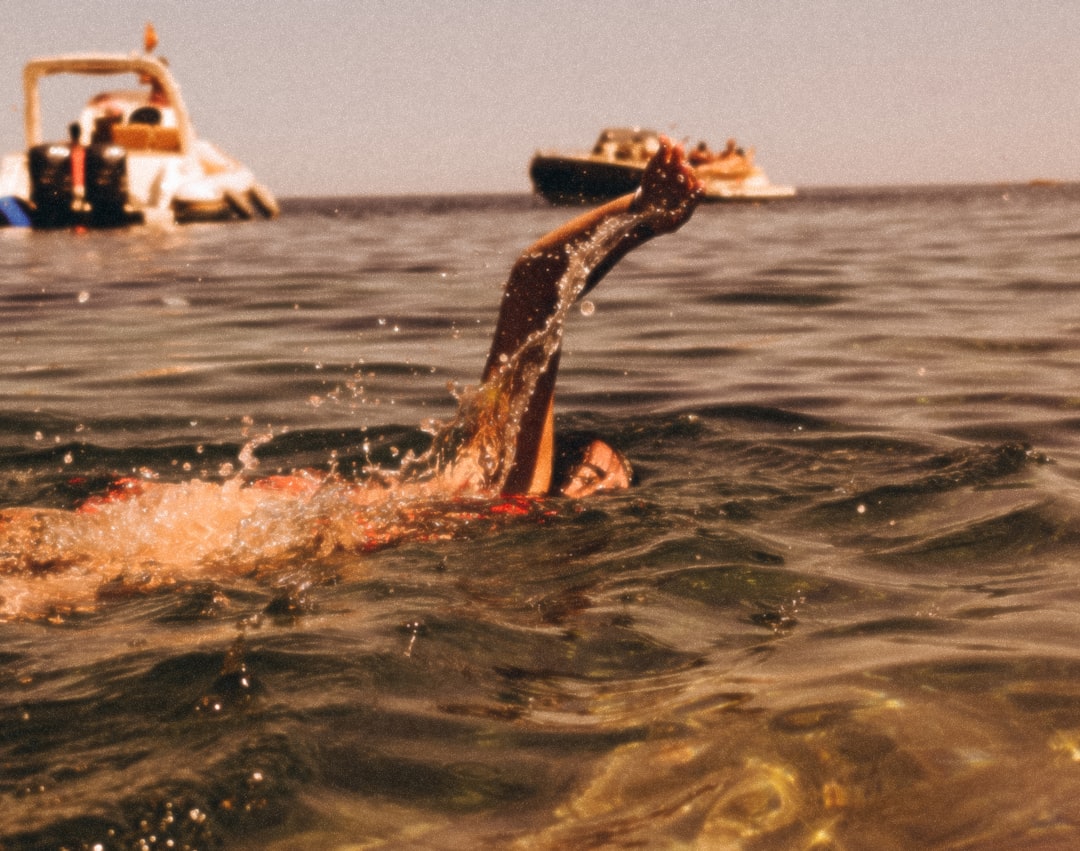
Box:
(579, 299), (595, 317)
(77, 290), (90, 303)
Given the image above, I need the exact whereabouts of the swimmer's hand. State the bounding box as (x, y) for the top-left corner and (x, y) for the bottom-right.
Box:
(630, 136), (703, 234)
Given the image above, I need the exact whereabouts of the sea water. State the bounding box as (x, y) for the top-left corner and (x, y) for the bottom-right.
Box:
(1, 184), (1079, 848)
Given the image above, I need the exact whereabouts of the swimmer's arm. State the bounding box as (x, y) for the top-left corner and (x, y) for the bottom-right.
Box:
(481, 198), (642, 496)
(485, 141), (702, 380)
(488, 138), (701, 495)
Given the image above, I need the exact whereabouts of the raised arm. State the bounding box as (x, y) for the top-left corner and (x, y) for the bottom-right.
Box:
(485, 137), (702, 494)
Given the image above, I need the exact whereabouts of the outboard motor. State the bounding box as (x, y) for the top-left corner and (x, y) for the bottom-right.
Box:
(84, 144), (132, 227)
(28, 142), (76, 228)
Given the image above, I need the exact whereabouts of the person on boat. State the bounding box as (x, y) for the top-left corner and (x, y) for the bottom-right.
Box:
(143, 68), (170, 109)
(90, 105), (124, 145)
(593, 130), (617, 158)
(689, 141), (713, 166)
(481, 135), (702, 497)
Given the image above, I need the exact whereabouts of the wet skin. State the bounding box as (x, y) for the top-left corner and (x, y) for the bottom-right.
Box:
(482, 136), (703, 495)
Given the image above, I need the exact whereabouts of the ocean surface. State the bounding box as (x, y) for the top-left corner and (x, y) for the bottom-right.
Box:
(1, 183), (1079, 849)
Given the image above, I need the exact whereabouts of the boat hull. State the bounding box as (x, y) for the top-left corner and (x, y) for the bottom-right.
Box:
(529, 154), (644, 205)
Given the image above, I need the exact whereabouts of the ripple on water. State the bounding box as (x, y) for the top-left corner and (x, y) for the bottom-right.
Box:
(3, 187), (1080, 848)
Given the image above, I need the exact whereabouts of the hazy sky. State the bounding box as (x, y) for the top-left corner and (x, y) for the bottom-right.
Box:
(2, 1), (1076, 197)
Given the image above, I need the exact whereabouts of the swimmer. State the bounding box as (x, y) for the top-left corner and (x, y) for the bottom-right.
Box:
(0, 138), (701, 615)
(482, 135), (702, 496)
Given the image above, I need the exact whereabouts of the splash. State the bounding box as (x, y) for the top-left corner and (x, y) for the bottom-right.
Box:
(417, 212), (640, 492)
(0, 211), (645, 619)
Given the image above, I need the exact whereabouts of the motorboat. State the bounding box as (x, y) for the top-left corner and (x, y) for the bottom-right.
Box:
(529, 128), (795, 204)
(529, 128), (662, 205)
(0, 27), (278, 229)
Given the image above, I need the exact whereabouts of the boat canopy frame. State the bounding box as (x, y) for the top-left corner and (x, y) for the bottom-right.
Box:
(22, 54), (195, 155)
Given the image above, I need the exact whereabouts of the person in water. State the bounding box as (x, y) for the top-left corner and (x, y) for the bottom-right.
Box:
(479, 135), (702, 497)
(0, 138), (701, 614)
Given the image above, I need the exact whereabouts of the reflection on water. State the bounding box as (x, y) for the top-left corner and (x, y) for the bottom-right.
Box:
(1, 184), (1080, 848)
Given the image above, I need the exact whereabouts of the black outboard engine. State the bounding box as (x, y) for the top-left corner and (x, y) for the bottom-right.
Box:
(28, 142), (76, 228)
(28, 129), (133, 228)
(84, 144), (131, 227)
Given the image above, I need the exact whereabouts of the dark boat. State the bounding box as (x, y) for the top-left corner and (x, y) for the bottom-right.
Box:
(529, 127), (795, 205)
(529, 128), (656, 204)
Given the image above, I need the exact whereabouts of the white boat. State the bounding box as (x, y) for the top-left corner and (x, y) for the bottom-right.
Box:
(696, 166), (798, 202)
(529, 128), (795, 205)
(0, 29), (277, 229)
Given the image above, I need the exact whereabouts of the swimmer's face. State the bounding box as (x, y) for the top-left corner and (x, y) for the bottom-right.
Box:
(559, 440), (632, 499)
